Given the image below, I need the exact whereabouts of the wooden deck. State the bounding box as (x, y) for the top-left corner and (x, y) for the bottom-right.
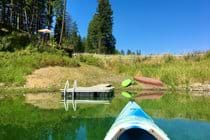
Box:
(60, 80), (114, 111)
(61, 84), (114, 93)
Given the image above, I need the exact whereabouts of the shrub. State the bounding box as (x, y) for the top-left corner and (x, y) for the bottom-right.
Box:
(0, 32), (30, 51)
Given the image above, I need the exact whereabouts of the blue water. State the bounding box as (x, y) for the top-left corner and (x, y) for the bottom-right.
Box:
(156, 118), (210, 140)
(1, 117), (210, 140)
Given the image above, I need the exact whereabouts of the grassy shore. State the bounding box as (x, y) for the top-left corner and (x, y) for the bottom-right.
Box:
(1, 50), (210, 89)
(0, 50), (79, 86)
(80, 52), (210, 88)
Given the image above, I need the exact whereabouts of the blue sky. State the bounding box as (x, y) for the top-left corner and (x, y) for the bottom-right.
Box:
(67, 0), (210, 54)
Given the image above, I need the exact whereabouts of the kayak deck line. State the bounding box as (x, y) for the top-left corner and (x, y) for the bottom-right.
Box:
(104, 101), (170, 140)
(115, 101), (153, 122)
(61, 80), (114, 111)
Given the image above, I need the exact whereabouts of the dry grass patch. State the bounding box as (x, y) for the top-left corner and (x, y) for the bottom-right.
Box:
(25, 64), (125, 89)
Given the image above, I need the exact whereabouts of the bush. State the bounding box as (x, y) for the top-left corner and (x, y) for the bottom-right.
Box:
(0, 32), (30, 51)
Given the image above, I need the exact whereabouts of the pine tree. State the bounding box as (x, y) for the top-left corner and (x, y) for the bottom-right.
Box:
(87, 0), (115, 54)
(54, 0), (71, 44)
(0, 0), (55, 34)
(86, 15), (100, 53)
(54, 16), (62, 43)
(68, 22), (83, 53)
(65, 12), (73, 37)
(81, 37), (86, 52)
(127, 49), (132, 55)
(120, 50), (125, 55)
(59, 0), (66, 45)
(136, 50), (141, 55)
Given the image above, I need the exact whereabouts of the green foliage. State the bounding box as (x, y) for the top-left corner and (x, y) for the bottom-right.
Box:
(0, 32), (30, 51)
(120, 50), (125, 55)
(87, 0), (115, 54)
(66, 22), (83, 53)
(127, 49), (132, 55)
(54, 16), (62, 43)
(0, 51), (79, 86)
(86, 15), (100, 53)
(0, 0), (54, 34)
(81, 37), (87, 52)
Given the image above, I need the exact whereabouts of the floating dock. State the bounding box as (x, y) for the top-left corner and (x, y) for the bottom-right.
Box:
(60, 80), (114, 111)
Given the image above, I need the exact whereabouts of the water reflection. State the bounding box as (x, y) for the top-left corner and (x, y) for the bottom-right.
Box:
(1, 118), (210, 140)
(156, 118), (210, 140)
(0, 118), (114, 140)
(76, 125), (86, 140)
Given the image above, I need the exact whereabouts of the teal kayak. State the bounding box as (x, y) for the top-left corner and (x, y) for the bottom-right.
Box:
(104, 101), (169, 140)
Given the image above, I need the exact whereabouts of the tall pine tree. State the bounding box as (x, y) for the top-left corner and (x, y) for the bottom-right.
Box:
(0, 0), (55, 34)
(87, 0), (115, 54)
(68, 22), (83, 53)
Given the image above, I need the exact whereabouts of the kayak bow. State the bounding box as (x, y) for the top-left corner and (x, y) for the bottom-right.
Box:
(104, 101), (169, 140)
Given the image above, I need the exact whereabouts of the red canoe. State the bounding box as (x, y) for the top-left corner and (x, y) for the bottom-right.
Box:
(134, 76), (163, 86)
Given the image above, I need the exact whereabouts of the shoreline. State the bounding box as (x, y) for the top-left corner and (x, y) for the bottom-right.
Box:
(1, 83), (210, 95)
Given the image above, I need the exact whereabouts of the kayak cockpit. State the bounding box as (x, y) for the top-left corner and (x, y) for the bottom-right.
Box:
(118, 128), (157, 140)
(104, 101), (169, 140)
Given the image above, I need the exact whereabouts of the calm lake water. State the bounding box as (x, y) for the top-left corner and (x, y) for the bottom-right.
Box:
(1, 117), (210, 140)
(1, 93), (210, 140)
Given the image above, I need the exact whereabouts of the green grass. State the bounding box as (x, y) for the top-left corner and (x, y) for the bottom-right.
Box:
(96, 53), (210, 88)
(0, 51), (79, 86)
(76, 55), (104, 68)
(1, 50), (210, 88)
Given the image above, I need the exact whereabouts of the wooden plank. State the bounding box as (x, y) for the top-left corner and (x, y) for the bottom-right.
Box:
(60, 84), (114, 93)
(61, 100), (110, 104)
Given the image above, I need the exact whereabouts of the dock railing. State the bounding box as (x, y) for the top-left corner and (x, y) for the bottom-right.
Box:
(61, 80), (113, 111)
